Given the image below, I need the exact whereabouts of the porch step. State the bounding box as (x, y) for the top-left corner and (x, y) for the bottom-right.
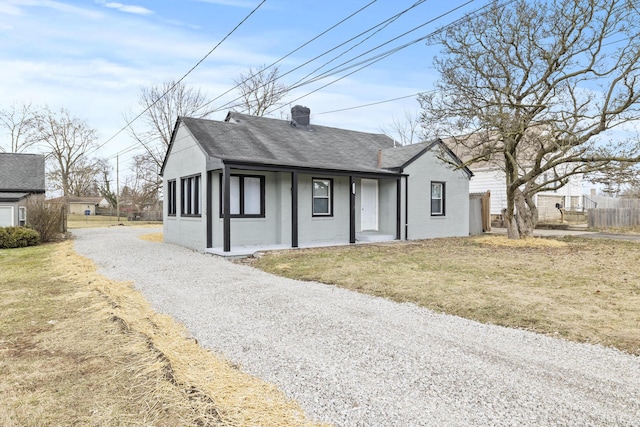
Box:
(356, 232), (396, 242)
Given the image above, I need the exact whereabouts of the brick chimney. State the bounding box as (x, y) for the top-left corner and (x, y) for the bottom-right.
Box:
(291, 105), (310, 127)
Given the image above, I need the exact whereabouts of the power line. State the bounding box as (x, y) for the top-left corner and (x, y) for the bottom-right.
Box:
(90, 0), (267, 158)
(192, 0), (382, 116)
(108, 0), (511, 165)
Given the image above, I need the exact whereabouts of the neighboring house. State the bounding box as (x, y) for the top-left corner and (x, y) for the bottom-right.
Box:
(469, 164), (583, 222)
(47, 195), (110, 215)
(160, 107), (473, 254)
(0, 153), (46, 227)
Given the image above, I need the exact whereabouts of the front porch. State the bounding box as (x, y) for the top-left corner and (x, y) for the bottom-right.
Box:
(206, 231), (397, 258)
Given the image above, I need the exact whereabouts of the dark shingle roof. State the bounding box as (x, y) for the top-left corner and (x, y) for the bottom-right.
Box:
(380, 139), (474, 177)
(0, 153), (46, 193)
(177, 112), (398, 174)
(0, 192), (29, 202)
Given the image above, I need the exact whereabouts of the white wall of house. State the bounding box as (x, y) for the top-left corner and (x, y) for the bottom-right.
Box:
(469, 167), (584, 216)
(404, 150), (470, 239)
(162, 123), (209, 251)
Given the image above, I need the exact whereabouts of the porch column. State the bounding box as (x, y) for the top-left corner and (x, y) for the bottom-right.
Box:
(396, 177), (402, 240)
(291, 172), (298, 248)
(223, 164), (231, 252)
(206, 171), (213, 248)
(349, 175), (356, 244)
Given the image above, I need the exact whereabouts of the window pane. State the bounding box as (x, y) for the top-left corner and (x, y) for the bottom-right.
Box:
(244, 177), (261, 215)
(313, 180), (329, 197)
(432, 183), (442, 198)
(313, 198), (329, 214)
(230, 176), (240, 215)
(431, 199), (442, 214)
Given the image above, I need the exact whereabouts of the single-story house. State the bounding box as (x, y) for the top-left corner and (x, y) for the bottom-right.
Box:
(47, 195), (110, 215)
(0, 153), (46, 227)
(160, 107), (473, 254)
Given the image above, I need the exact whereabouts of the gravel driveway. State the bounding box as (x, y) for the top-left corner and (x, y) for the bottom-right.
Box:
(72, 227), (640, 426)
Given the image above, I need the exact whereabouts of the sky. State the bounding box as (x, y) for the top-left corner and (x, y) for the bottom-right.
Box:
(0, 0), (482, 174)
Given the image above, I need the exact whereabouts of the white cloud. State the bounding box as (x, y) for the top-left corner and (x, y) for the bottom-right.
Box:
(103, 2), (153, 15)
(189, 0), (256, 8)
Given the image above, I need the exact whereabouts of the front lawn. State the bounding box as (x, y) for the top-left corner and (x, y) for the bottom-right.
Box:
(253, 235), (640, 355)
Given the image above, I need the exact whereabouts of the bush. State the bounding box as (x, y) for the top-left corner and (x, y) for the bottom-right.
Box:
(0, 226), (40, 249)
(26, 196), (66, 242)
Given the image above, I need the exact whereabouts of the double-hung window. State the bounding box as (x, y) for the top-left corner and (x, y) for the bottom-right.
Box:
(18, 206), (26, 226)
(181, 174), (201, 216)
(220, 174), (265, 218)
(167, 179), (177, 216)
(312, 178), (333, 216)
(431, 181), (445, 216)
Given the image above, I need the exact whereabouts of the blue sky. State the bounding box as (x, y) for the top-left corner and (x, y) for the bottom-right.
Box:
(0, 0), (480, 166)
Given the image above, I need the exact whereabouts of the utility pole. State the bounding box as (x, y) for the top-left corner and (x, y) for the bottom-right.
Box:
(116, 154), (120, 222)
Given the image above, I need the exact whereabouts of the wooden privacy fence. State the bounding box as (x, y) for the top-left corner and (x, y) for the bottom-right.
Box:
(469, 191), (491, 235)
(588, 208), (640, 228)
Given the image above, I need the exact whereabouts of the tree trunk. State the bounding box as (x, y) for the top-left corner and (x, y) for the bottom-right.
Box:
(514, 189), (535, 237)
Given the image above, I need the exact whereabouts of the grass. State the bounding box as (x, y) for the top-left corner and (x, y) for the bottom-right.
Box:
(66, 214), (161, 229)
(0, 241), (326, 426)
(252, 235), (640, 355)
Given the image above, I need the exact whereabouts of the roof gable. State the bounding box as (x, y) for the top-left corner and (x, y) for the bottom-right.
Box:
(0, 153), (46, 193)
(166, 112), (398, 174)
(380, 139), (473, 178)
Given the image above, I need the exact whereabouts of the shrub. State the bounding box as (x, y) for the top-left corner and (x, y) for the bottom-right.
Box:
(0, 226), (40, 249)
(26, 196), (66, 243)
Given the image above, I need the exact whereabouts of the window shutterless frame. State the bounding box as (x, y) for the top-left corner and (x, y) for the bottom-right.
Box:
(430, 181), (445, 216)
(312, 177), (333, 217)
(167, 179), (177, 216)
(180, 174), (201, 216)
(219, 173), (265, 218)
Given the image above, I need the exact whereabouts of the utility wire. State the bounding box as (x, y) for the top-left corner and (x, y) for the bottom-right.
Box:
(90, 0), (267, 158)
(191, 0), (381, 116)
(195, 0), (427, 116)
(107, 0), (516, 163)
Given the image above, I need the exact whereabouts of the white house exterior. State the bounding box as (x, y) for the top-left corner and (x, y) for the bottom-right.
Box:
(469, 166), (583, 221)
(160, 108), (473, 255)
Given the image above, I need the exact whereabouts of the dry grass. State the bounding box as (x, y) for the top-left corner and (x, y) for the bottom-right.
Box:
(67, 214), (161, 229)
(139, 232), (164, 243)
(0, 241), (326, 427)
(253, 234), (640, 355)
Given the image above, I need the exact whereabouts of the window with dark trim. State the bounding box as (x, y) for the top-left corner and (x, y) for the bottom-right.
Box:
(312, 178), (333, 216)
(181, 174), (201, 216)
(431, 181), (445, 216)
(219, 174), (265, 218)
(167, 179), (177, 216)
(18, 206), (26, 226)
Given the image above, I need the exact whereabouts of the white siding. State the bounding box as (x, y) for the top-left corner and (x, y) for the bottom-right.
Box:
(404, 149), (470, 239)
(162, 123), (209, 251)
(470, 167), (584, 215)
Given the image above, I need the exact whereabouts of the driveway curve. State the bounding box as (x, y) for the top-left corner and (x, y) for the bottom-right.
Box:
(72, 227), (640, 426)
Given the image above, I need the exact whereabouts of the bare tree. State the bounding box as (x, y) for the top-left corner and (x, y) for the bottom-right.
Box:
(95, 160), (118, 208)
(420, 0), (640, 239)
(36, 107), (99, 197)
(125, 79), (213, 170)
(120, 152), (161, 212)
(587, 162), (640, 197)
(380, 110), (424, 146)
(46, 156), (107, 197)
(234, 65), (289, 116)
(0, 102), (39, 153)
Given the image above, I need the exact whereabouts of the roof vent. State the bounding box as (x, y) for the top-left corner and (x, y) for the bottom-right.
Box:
(290, 105), (310, 127)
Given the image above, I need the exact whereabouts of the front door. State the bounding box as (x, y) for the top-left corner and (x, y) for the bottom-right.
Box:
(361, 179), (378, 231)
